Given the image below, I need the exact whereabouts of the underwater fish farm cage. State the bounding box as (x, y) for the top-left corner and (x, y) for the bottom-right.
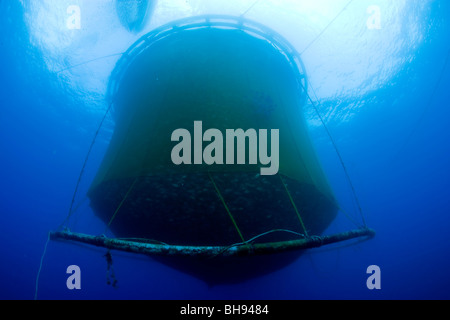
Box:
(51, 15), (374, 283)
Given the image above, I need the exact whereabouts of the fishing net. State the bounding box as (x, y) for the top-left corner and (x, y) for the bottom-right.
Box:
(52, 16), (373, 283)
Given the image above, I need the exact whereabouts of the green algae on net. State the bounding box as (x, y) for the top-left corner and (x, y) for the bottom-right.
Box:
(52, 15), (374, 284)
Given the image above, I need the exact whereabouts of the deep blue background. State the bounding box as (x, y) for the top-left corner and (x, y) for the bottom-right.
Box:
(1, 1), (449, 300)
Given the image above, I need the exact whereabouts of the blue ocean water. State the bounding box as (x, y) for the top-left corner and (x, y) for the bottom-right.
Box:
(1, 0), (449, 300)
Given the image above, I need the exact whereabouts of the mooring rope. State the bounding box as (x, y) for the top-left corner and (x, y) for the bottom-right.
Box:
(212, 228), (307, 258)
(240, 0), (262, 17)
(208, 171), (246, 243)
(305, 85), (367, 228)
(103, 177), (139, 234)
(59, 101), (114, 230)
(300, 0), (354, 56)
(55, 52), (125, 74)
(34, 232), (51, 300)
(279, 175), (309, 237)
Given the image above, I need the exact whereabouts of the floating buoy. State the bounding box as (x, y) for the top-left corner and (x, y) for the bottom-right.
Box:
(116, 0), (156, 33)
